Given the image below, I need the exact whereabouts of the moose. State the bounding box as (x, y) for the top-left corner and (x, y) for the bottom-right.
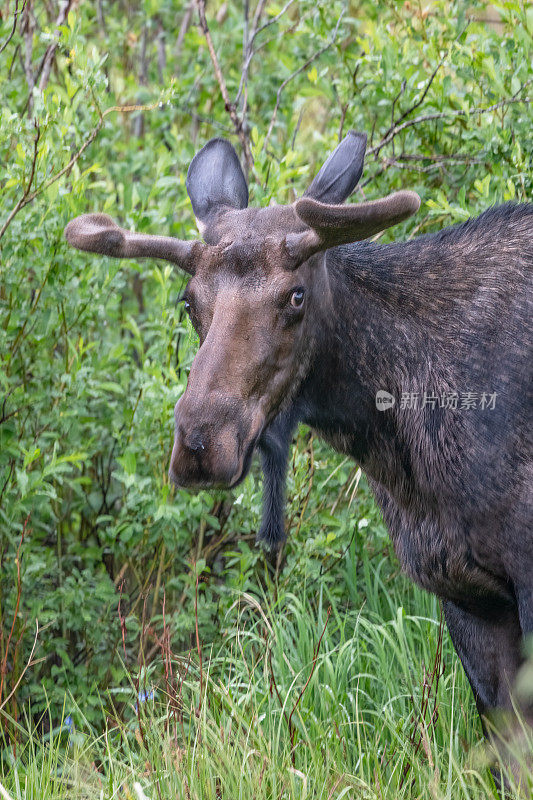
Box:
(65, 131), (532, 776)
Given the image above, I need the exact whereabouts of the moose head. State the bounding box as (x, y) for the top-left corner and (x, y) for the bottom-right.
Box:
(65, 132), (419, 490)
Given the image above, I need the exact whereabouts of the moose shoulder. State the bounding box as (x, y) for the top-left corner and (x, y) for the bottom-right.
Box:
(65, 131), (532, 772)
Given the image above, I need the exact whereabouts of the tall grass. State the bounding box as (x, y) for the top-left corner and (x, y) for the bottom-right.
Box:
(2, 553), (531, 798)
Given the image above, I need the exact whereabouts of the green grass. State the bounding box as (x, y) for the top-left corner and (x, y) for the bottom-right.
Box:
(2, 560), (532, 799)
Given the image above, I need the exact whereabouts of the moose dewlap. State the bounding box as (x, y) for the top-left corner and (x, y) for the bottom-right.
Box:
(65, 130), (533, 783)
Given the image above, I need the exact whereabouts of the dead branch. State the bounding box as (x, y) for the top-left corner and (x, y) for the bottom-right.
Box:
(38, 0), (73, 93)
(0, 0), (27, 56)
(195, 0), (253, 173)
(263, 13), (343, 152)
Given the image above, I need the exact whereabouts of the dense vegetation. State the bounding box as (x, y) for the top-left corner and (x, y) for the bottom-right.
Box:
(0, 0), (531, 796)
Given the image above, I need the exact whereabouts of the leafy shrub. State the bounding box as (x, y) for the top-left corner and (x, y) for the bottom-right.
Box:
(0, 0), (531, 735)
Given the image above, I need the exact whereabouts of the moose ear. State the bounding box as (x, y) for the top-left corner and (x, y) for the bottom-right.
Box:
(186, 138), (248, 224)
(304, 131), (366, 204)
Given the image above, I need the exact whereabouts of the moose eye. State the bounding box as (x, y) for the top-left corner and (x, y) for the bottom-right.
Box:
(177, 293), (191, 315)
(290, 288), (305, 309)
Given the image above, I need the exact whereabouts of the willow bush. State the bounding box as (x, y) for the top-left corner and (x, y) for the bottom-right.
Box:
(0, 0), (531, 732)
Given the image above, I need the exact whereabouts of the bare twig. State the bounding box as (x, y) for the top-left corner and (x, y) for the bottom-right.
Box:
(175, 0), (195, 60)
(156, 21), (166, 83)
(234, 0), (269, 107)
(0, 120), (40, 240)
(96, 0), (106, 35)
(368, 83), (532, 158)
(0, 620), (40, 713)
(388, 79), (406, 156)
(196, 0), (253, 173)
(118, 579), (127, 659)
(194, 572), (204, 717)
(0, 98), (163, 240)
(133, 26), (149, 139)
(0, 513), (30, 705)
(0, 0), (27, 56)
(253, 0), (297, 42)
(263, 13), (343, 151)
(380, 50), (449, 149)
(150, 543), (166, 619)
(287, 606), (331, 763)
(397, 152), (485, 163)
(0, 461), (15, 510)
(38, 0), (73, 93)
(22, 0), (34, 115)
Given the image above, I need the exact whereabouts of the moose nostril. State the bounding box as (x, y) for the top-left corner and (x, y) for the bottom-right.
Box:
(181, 427), (206, 454)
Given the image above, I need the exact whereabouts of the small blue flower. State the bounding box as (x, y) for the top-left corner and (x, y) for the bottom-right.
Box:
(64, 715), (74, 733)
(134, 689), (155, 711)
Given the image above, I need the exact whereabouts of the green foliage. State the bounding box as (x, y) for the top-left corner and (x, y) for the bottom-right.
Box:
(0, 0), (531, 792)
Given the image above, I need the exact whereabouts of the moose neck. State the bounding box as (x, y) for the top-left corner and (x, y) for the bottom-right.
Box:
(299, 235), (471, 497)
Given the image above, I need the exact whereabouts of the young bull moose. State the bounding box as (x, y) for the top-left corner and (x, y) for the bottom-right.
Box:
(65, 132), (532, 773)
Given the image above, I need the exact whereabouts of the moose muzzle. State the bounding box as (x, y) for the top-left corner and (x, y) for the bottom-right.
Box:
(169, 394), (262, 490)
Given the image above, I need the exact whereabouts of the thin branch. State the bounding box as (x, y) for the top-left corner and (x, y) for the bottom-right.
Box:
(133, 25), (149, 139)
(287, 606), (331, 763)
(96, 0), (106, 35)
(388, 78), (406, 156)
(235, 0), (269, 107)
(380, 50), (449, 147)
(175, 0), (195, 60)
(0, 99), (163, 240)
(38, 0), (73, 93)
(397, 152), (485, 163)
(196, 0), (253, 173)
(254, 0), (296, 42)
(156, 21), (166, 83)
(194, 572), (204, 717)
(368, 84), (532, 158)
(263, 13), (343, 151)
(22, 0), (34, 115)
(0, 462), (15, 510)
(0, 0), (27, 56)
(0, 121), (40, 239)
(0, 621), (40, 713)
(0, 514), (30, 705)
(7, 40), (19, 79)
